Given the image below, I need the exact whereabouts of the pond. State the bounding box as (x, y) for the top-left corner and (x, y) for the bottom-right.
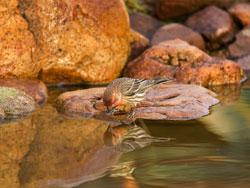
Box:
(1, 73), (250, 188)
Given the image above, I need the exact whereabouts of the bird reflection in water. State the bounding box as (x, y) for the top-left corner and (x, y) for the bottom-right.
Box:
(103, 124), (175, 153)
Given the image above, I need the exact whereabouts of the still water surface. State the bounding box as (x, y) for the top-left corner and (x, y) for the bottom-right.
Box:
(1, 78), (250, 188)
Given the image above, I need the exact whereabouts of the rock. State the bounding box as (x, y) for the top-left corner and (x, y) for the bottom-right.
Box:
(0, 1), (40, 79)
(0, 87), (35, 119)
(55, 84), (219, 121)
(123, 39), (245, 86)
(19, 0), (130, 84)
(229, 3), (250, 26)
(129, 12), (163, 39)
(151, 23), (205, 50)
(129, 29), (151, 60)
(242, 70), (250, 88)
(0, 79), (48, 105)
(228, 25), (250, 57)
(186, 6), (235, 49)
(0, 116), (37, 188)
(19, 103), (121, 188)
(235, 53), (250, 70)
(155, 0), (234, 20)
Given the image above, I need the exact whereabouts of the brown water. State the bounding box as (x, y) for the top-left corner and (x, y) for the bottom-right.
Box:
(0, 78), (250, 188)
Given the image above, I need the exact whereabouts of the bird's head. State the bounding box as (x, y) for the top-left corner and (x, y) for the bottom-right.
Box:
(103, 87), (123, 113)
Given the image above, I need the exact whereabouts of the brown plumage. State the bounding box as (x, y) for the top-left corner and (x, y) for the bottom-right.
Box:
(103, 77), (173, 113)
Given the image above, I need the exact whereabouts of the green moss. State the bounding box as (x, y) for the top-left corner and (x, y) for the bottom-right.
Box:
(0, 87), (20, 101)
(124, 0), (148, 14)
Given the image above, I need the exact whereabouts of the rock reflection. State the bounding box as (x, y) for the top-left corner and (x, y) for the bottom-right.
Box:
(103, 124), (174, 153)
(18, 104), (121, 188)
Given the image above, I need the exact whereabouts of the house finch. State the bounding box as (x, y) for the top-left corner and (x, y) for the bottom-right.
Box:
(103, 77), (173, 113)
(103, 124), (175, 153)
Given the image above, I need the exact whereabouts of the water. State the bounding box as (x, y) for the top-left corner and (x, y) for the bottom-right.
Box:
(0, 78), (250, 188)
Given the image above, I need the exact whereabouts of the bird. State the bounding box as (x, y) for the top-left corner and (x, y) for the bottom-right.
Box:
(103, 124), (175, 153)
(103, 77), (173, 114)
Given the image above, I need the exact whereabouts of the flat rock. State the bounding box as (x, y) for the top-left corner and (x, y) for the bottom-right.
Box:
(55, 84), (219, 121)
(0, 79), (48, 105)
(124, 39), (245, 86)
(152, 23), (205, 50)
(186, 5), (235, 49)
(229, 3), (250, 26)
(234, 53), (250, 70)
(0, 2), (40, 79)
(19, 0), (130, 84)
(155, 0), (233, 20)
(130, 29), (151, 60)
(0, 87), (35, 119)
(129, 12), (163, 39)
(228, 25), (250, 57)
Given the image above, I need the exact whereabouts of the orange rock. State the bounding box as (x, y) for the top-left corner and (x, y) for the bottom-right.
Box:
(20, 0), (130, 84)
(123, 39), (245, 86)
(0, 3), (40, 79)
(229, 3), (250, 26)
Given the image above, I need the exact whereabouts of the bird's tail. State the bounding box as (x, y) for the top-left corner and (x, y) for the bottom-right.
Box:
(153, 78), (174, 85)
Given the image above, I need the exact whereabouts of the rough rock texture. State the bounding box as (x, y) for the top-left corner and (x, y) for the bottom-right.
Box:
(186, 6), (235, 49)
(151, 23), (205, 50)
(129, 12), (163, 39)
(0, 0), (40, 79)
(228, 25), (250, 57)
(129, 29), (151, 60)
(19, 0), (130, 84)
(0, 79), (48, 105)
(0, 87), (35, 119)
(123, 39), (245, 86)
(229, 3), (250, 26)
(19, 104), (121, 188)
(0, 116), (37, 188)
(55, 84), (219, 121)
(235, 53), (250, 70)
(155, 0), (234, 20)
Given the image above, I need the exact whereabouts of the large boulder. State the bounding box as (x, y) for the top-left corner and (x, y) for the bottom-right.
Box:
(186, 6), (235, 49)
(0, 0), (40, 79)
(19, 0), (130, 84)
(55, 84), (219, 121)
(155, 0), (234, 20)
(229, 3), (250, 26)
(123, 39), (245, 86)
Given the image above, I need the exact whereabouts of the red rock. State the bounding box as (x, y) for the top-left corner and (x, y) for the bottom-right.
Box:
(229, 3), (250, 26)
(19, 0), (130, 84)
(0, 79), (48, 105)
(151, 23), (205, 50)
(55, 84), (219, 121)
(130, 29), (151, 60)
(0, 1), (40, 79)
(123, 39), (245, 86)
(186, 6), (235, 49)
(228, 25), (250, 57)
(129, 12), (163, 39)
(155, 0), (234, 20)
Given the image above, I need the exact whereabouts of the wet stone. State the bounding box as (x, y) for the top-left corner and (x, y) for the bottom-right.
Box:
(151, 23), (205, 50)
(55, 84), (219, 121)
(0, 79), (48, 105)
(123, 39), (245, 86)
(186, 5), (235, 49)
(229, 3), (250, 26)
(0, 87), (35, 120)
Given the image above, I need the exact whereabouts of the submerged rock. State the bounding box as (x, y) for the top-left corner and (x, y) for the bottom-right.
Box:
(19, 0), (130, 84)
(152, 23), (205, 50)
(55, 84), (219, 121)
(186, 6), (235, 49)
(123, 39), (245, 86)
(0, 0), (40, 79)
(229, 3), (250, 26)
(0, 87), (35, 119)
(0, 79), (48, 105)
